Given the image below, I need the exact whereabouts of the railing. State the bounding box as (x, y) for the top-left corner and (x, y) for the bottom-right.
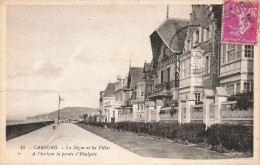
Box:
(210, 104), (217, 118)
(190, 105), (203, 120)
(159, 107), (178, 120)
(221, 108), (253, 119)
(151, 109), (156, 121)
(154, 82), (170, 93)
(118, 114), (133, 122)
(160, 113), (178, 120)
(157, 54), (177, 69)
(135, 111), (145, 121)
(220, 101), (253, 119)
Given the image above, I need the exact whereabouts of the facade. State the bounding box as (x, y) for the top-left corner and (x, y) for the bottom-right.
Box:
(147, 18), (189, 122)
(99, 82), (116, 122)
(219, 44), (254, 95)
(179, 5), (222, 107)
(97, 4), (254, 126)
(120, 67), (144, 121)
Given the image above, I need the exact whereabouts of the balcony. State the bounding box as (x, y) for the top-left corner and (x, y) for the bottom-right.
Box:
(153, 80), (178, 93)
(154, 82), (171, 93)
(157, 54), (177, 70)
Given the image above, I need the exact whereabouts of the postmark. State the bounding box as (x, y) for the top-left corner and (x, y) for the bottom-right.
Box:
(222, 0), (259, 44)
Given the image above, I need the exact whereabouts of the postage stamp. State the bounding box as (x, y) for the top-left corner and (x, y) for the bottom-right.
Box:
(222, 0), (259, 44)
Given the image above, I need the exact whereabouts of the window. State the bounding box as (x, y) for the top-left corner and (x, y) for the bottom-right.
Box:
(141, 105), (143, 110)
(167, 68), (170, 82)
(146, 85), (152, 93)
(195, 29), (200, 43)
(245, 45), (254, 58)
(237, 45), (242, 58)
(163, 47), (168, 56)
(204, 26), (211, 41)
(180, 61), (184, 79)
(141, 92), (144, 96)
(183, 59), (190, 78)
(187, 39), (191, 49)
(222, 44), (226, 64)
(227, 44), (236, 62)
(181, 59), (190, 79)
(226, 83), (234, 95)
(235, 82), (240, 94)
(193, 56), (202, 73)
(195, 93), (201, 104)
(222, 44), (242, 64)
(205, 56), (210, 74)
(243, 81), (253, 92)
(161, 70), (164, 83)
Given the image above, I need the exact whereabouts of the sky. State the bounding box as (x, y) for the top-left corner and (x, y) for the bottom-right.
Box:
(6, 4), (191, 120)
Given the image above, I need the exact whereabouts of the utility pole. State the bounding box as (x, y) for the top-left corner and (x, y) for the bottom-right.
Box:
(58, 94), (64, 124)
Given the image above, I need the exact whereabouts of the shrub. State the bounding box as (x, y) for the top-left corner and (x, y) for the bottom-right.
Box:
(227, 91), (254, 110)
(206, 124), (253, 152)
(177, 123), (206, 143)
(83, 121), (253, 153)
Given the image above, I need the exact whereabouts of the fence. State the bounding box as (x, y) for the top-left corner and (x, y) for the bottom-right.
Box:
(118, 114), (133, 122)
(190, 105), (203, 121)
(151, 109), (156, 121)
(209, 104), (217, 118)
(220, 101), (253, 126)
(135, 111), (145, 122)
(159, 108), (178, 121)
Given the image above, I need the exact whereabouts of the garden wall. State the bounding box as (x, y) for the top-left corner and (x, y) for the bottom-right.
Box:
(6, 121), (55, 140)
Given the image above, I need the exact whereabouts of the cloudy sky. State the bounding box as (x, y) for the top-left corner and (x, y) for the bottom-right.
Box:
(6, 4), (191, 120)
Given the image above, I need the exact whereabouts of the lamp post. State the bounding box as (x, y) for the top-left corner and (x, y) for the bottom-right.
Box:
(58, 94), (64, 124)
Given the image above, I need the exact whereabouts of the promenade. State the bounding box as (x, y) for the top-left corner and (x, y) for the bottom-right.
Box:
(5, 123), (142, 165)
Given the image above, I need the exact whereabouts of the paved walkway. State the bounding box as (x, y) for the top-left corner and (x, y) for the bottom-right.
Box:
(4, 123), (145, 165)
(3, 123), (252, 165)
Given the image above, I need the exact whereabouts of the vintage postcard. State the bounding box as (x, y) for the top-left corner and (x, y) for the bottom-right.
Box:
(0, 0), (259, 164)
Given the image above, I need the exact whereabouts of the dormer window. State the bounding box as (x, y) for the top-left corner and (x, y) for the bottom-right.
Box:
(193, 28), (201, 47)
(187, 39), (191, 50)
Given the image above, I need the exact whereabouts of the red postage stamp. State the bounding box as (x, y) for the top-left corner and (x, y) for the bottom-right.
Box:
(222, 0), (259, 44)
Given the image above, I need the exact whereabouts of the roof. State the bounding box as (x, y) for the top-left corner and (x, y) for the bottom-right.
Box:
(103, 83), (115, 97)
(150, 18), (190, 53)
(216, 87), (228, 97)
(128, 67), (144, 89)
(143, 63), (152, 73)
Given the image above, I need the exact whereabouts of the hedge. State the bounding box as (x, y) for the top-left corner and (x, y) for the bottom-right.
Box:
(80, 121), (253, 153)
(206, 124), (253, 152)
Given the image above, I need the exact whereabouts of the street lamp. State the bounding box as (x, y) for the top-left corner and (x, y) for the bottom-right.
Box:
(58, 94), (65, 124)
